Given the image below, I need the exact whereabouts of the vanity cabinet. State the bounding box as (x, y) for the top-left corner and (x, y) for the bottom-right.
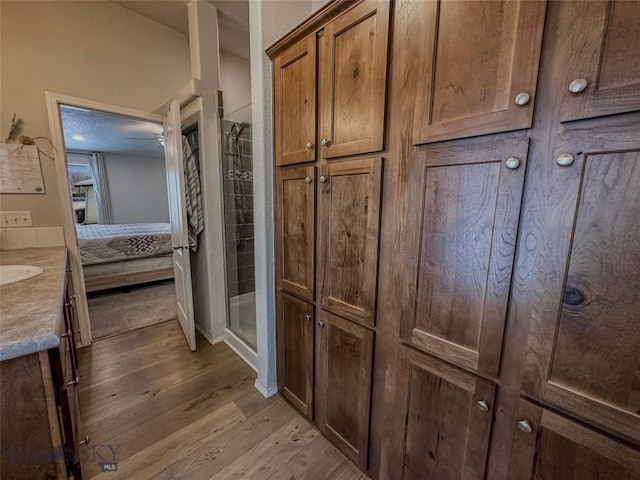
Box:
(412, 0), (546, 144)
(557, 1), (640, 122)
(396, 346), (496, 480)
(507, 399), (640, 479)
(401, 138), (528, 377)
(0, 261), (84, 479)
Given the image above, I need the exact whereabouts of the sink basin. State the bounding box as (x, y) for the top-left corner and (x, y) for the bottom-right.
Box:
(0, 265), (44, 286)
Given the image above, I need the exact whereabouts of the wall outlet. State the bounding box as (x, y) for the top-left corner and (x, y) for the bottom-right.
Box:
(1, 211), (33, 227)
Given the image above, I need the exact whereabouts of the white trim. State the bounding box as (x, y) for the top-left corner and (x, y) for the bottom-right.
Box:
(45, 91), (166, 348)
(195, 322), (224, 345)
(254, 378), (279, 398)
(224, 327), (257, 372)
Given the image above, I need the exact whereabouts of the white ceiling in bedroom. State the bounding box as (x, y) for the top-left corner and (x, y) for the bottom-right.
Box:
(61, 106), (165, 159)
(111, 0), (251, 60)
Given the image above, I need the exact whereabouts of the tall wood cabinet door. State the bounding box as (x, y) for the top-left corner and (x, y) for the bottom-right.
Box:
(521, 123), (640, 443)
(557, 1), (640, 122)
(318, 158), (383, 326)
(316, 309), (374, 470)
(275, 165), (315, 301)
(401, 138), (529, 377)
(412, 0), (546, 145)
(397, 346), (496, 480)
(318, 0), (390, 159)
(274, 35), (316, 166)
(507, 399), (640, 479)
(277, 292), (314, 419)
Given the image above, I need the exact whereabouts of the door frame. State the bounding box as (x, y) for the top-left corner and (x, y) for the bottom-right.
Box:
(46, 91), (165, 347)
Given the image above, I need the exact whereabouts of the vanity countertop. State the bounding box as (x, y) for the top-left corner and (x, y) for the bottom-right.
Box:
(0, 247), (68, 361)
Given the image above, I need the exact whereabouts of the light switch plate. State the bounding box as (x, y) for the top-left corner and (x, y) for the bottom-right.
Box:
(1, 211), (33, 227)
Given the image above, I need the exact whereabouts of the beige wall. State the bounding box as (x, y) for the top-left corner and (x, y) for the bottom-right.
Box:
(0, 1), (191, 226)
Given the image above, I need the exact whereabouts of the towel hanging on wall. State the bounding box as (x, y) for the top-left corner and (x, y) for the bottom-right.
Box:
(182, 135), (204, 250)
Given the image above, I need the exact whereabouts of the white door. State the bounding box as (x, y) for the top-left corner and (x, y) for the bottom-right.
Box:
(164, 99), (196, 351)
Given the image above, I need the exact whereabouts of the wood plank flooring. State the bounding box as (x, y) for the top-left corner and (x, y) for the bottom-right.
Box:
(77, 320), (367, 479)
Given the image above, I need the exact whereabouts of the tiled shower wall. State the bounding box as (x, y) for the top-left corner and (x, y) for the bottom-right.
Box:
(222, 119), (255, 297)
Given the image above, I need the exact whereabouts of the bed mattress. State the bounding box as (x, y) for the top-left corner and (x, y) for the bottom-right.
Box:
(76, 223), (173, 265)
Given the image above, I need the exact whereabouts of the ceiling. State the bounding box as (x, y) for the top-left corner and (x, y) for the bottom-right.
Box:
(112, 0), (251, 60)
(61, 106), (165, 158)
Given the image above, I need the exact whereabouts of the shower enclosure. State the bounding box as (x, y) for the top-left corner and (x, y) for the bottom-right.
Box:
(222, 117), (256, 350)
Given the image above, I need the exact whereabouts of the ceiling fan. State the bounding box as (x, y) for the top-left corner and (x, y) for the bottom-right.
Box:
(124, 133), (165, 148)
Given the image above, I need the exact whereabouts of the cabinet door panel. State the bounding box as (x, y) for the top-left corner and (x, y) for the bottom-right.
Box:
(412, 0), (546, 144)
(277, 292), (314, 418)
(319, 158), (383, 326)
(319, 0), (390, 158)
(276, 165), (315, 301)
(558, 1), (640, 122)
(316, 310), (374, 470)
(402, 138), (528, 377)
(508, 399), (640, 479)
(522, 123), (640, 443)
(398, 346), (495, 480)
(274, 35), (316, 166)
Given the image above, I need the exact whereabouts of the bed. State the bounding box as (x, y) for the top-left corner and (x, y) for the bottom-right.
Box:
(76, 223), (174, 292)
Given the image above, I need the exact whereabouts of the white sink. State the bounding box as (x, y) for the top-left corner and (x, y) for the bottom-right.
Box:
(0, 265), (44, 286)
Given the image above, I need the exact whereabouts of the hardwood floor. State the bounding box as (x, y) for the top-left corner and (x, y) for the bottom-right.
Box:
(77, 320), (367, 479)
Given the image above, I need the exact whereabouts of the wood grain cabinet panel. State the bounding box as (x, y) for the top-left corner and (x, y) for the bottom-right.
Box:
(412, 0), (546, 144)
(276, 165), (315, 301)
(401, 138), (529, 377)
(319, 158), (383, 326)
(522, 126), (640, 443)
(318, 0), (390, 158)
(316, 310), (374, 470)
(397, 346), (496, 480)
(557, 1), (640, 122)
(277, 292), (314, 419)
(507, 399), (640, 479)
(274, 35), (317, 166)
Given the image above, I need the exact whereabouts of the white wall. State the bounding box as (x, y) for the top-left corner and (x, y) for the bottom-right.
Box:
(249, 0), (317, 397)
(103, 154), (169, 224)
(0, 1), (191, 227)
(220, 50), (252, 123)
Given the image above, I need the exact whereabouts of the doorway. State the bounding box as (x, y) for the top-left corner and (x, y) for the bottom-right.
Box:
(61, 105), (176, 340)
(47, 92), (198, 351)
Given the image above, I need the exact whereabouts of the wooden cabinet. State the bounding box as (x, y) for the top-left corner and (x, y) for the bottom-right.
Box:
(318, 158), (383, 326)
(274, 35), (316, 166)
(508, 399), (640, 479)
(277, 292), (314, 419)
(315, 309), (374, 470)
(318, 0), (390, 158)
(397, 346), (496, 480)
(412, 0), (546, 144)
(275, 165), (316, 301)
(521, 123), (640, 443)
(401, 138), (528, 377)
(557, 1), (640, 122)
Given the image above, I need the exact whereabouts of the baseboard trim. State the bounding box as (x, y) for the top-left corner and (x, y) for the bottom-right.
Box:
(254, 378), (279, 398)
(196, 323), (224, 345)
(223, 327), (257, 372)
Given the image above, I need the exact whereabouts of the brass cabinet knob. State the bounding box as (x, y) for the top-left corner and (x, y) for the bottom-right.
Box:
(318, 320), (325, 327)
(304, 314), (312, 321)
(67, 377), (79, 387)
(321, 138), (331, 147)
(305, 142), (314, 150)
(505, 157), (521, 170)
(568, 78), (588, 94)
(305, 176), (312, 183)
(517, 420), (533, 433)
(476, 400), (489, 412)
(514, 92), (531, 106)
(319, 175), (327, 183)
(79, 435), (90, 446)
(556, 153), (575, 167)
